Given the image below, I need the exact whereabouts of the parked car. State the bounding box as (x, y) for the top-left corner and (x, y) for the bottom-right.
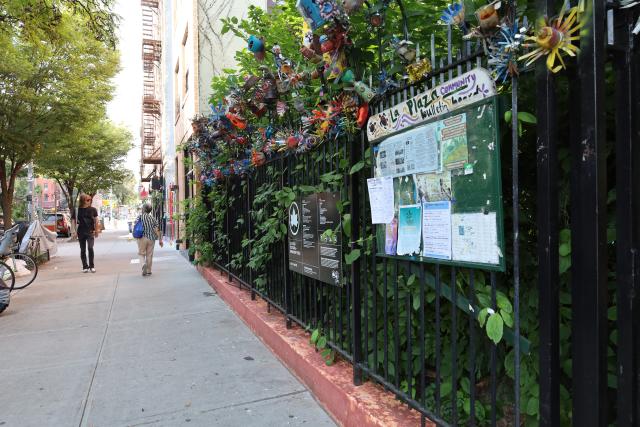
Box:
(42, 213), (71, 237)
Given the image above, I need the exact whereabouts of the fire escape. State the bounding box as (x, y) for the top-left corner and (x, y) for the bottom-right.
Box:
(140, 0), (162, 182)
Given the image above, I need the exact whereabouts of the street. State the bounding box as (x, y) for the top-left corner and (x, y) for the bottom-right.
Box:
(0, 228), (335, 427)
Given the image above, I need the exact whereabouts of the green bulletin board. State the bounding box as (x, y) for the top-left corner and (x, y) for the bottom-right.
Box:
(371, 97), (505, 271)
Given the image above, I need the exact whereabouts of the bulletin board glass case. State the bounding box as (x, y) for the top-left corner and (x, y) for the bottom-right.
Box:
(371, 97), (506, 272)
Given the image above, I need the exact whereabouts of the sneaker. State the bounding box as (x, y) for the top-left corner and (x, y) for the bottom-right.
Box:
(83, 268), (89, 273)
(90, 268), (96, 273)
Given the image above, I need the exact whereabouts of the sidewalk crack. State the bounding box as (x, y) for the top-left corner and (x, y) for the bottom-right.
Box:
(77, 272), (120, 427)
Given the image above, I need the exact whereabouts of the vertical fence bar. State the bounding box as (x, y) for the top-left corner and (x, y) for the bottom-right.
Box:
(615, 6), (640, 426)
(571, 0), (608, 424)
(511, 73), (521, 427)
(535, 0), (560, 420)
(350, 131), (363, 385)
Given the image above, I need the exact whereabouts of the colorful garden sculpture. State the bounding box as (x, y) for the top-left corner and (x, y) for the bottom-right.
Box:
(519, 3), (582, 73)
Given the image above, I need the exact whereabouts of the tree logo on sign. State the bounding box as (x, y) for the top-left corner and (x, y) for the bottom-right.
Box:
(289, 202), (300, 236)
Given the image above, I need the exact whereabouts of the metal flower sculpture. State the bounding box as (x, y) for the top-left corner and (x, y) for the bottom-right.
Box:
(488, 18), (529, 83)
(519, 3), (583, 73)
(441, 2), (467, 32)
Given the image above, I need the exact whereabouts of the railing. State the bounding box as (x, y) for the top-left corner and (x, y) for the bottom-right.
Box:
(194, 1), (640, 425)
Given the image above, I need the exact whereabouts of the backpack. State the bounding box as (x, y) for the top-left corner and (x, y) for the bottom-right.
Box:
(133, 217), (144, 239)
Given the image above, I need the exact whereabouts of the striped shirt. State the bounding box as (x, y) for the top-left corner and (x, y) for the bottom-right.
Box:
(138, 213), (159, 241)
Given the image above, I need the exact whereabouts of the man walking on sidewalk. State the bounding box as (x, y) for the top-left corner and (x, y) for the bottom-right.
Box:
(136, 203), (163, 276)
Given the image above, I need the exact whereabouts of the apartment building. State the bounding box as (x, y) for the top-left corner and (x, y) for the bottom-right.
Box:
(160, 0), (270, 249)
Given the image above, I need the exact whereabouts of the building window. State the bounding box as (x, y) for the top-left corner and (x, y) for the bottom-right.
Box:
(44, 182), (48, 191)
(174, 61), (180, 121)
(44, 194), (49, 202)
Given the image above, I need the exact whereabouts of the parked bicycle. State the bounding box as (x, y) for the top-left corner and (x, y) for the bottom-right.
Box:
(0, 224), (38, 290)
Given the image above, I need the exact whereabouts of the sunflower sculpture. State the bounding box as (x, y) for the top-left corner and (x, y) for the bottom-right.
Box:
(519, 3), (583, 73)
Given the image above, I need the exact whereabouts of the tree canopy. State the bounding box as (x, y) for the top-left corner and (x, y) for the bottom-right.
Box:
(0, 8), (119, 225)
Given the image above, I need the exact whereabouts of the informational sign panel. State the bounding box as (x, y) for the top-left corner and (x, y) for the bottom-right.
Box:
(288, 192), (342, 286)
(368, 90), (505, 271)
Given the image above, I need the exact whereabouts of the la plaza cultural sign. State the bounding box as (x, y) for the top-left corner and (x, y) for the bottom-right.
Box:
(366, 67), (497, 143)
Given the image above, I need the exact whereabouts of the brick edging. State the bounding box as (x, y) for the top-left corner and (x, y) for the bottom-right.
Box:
(198, 266), (427, 427)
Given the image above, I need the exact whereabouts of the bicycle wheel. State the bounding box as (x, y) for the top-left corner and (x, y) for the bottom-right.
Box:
(4, 253), (37, 290)
(0, 281), (10, 314)
(0, 260), (16, 291)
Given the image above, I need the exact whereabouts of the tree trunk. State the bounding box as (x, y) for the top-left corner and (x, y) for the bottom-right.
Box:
(0, 162), (21, 228)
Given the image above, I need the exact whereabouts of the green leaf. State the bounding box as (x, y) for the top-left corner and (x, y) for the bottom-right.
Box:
(441, 381), (452, 397)
(230, 16), (238, 24)
(526, 397), (539, 416)
(559, 243), (571, 257)
(299, 185), (316, 193)
(501, 310), (514, 328)
(504, 110), (512, 123)
(559, 256), (571, 274)
(345, 249), (361, 265)
(321, 348), (332, 358)
(350, 160), (365, 175)
(317, 336), (327, 350)
(496, 293), (513, 314)
(517, 112), (537, 124)
(310, 329), (319, 345)
(478, 308), (489, 327)
(407, 274), (417, 287)
(343, 213), (352, 238)
(486, 313), (504, 344)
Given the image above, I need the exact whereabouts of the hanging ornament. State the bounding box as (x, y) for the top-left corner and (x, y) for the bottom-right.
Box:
(476, 1), (501, 31)
(354, 81), (375, 102)
(297, 0), (327, 31)
(356, 103), (369, 128)
(341, 69), (355, 84)
(247, 35), (266, 61)
(300, 45), (323, 63)
(343, 0), (365, 14)
(319, 34), (336, 53)
(488, 18), (529, 83)
(391, 37), (417, 64)
(276, 100), (288, 117)
(287, 134), (301, 150)
(226, 113), (247, 130)
(519, 4), (582, 73)
(251, 150), (266, 167)
(369, 11), (383, 28)
(406, 59), (432, 84)
(441, 3), (467, 29)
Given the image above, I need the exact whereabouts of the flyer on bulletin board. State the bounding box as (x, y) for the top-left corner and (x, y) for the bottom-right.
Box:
(397, 204), (422, 256)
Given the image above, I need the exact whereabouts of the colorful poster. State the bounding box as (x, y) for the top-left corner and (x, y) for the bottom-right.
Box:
(422, 201), (452, 260)
(440, 113), (468, 170)
(367, 177), (395, 224)
(385, 218), (398, 255)
(415, 171), (452, 202)
(374, 123), (439, 178)
(451, 212), (500, 264)
(396, 204), (422, 256)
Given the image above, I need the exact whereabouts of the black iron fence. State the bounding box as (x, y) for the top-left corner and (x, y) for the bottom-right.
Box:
(192, 1), (640, 426)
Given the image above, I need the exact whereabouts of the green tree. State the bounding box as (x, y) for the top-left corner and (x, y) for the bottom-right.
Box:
(37, 120), (132, 216)
(0, 0), (119, 47)
(112, 172), (137, 206)
(0, 12), (119, 226)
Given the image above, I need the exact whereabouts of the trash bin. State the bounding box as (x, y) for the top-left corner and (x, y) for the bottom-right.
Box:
(128, 221), (133, 233)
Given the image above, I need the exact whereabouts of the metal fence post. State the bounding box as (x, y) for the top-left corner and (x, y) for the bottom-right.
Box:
(614, 6), (640, 425)
(350, 134), (363, 386)
(282, 157), (293, 328)
(535, 0), (560, 424)
(571, 0), (608, 424)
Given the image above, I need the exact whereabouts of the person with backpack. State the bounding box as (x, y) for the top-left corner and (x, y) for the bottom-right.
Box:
(134, 203), (163, 276)
(71, 194), (100, 273)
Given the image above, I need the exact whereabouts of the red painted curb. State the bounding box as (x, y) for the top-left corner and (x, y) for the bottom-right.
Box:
(198, 266), (429, 427)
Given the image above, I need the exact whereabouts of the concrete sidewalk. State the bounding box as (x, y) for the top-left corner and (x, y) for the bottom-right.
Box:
(0, 230), (335, 427)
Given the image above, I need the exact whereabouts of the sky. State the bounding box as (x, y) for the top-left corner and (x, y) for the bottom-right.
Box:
(106, 0), (142, 178)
